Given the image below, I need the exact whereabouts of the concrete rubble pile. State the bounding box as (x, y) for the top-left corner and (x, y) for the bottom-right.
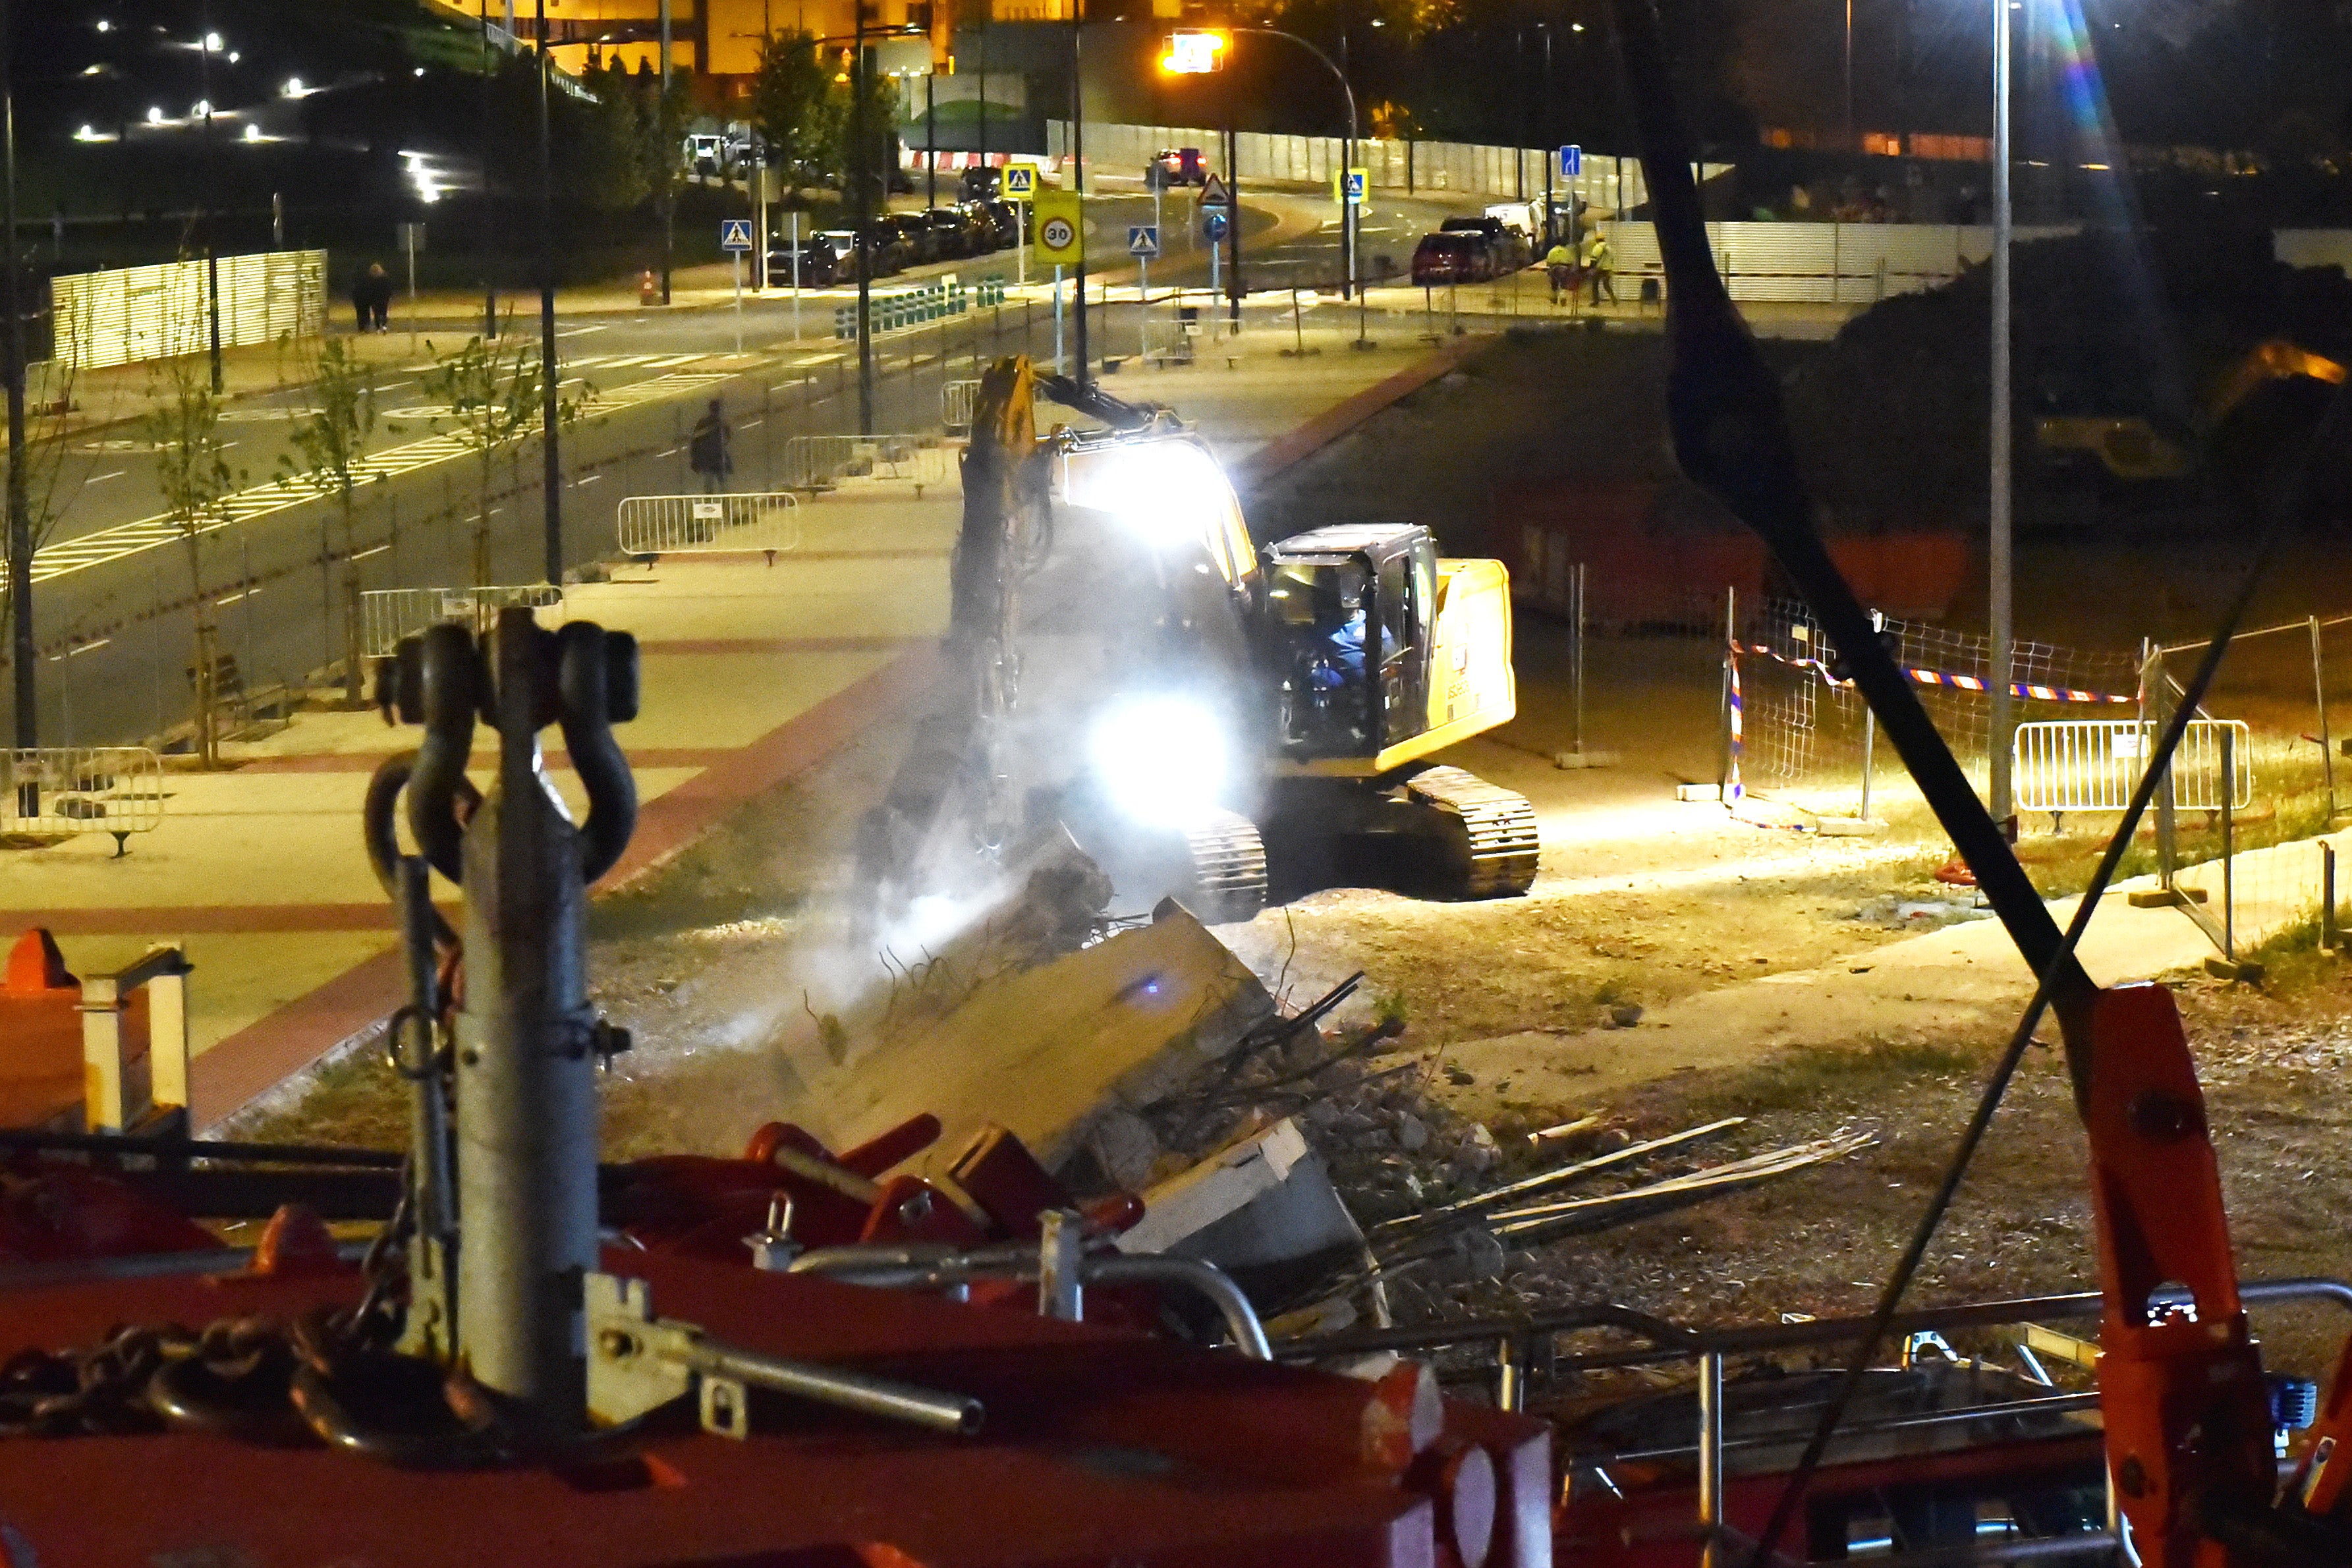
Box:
(758, 853), (1880, 1341)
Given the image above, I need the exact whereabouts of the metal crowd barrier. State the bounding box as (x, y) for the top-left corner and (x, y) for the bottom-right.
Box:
(0, 748), (165, 856)
(616, 491), (802, 556)
(781, 434), (959, 492)
(2013, 718), (2253, 815)
(360, 585), (565, 661)
(941, 379), (980, 434)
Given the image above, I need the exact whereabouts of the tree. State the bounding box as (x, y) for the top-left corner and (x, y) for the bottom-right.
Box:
(144, 349), (244, 769)
(0, 294), (91, 735)
(410, 325), (592, 588)
(273, 335), (379, 706)
(752, 32), (842, 193)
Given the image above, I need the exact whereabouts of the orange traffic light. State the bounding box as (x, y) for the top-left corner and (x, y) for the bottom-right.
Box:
(1159, 30), (1227, 73)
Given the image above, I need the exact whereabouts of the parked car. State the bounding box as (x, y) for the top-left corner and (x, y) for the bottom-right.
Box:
(1440, 215), (1528, 271)
(961, 165), (1002, 201)
(768, 231), (858, 287)
(923, 205), (989, 260)
(974, 198), (1024, 250)
(1411, 230), (1495, 286)
(1145, 147), (1207, 188)
(874, 213), (930, 269)
(685, 132), (726, 179)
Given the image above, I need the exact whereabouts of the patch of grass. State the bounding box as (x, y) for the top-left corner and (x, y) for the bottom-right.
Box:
(2246, 910), (2346, 995)
(234, 1046), (411, 1152)
(1679, 1038), (1981, 1120)
(1372, 988), (1410, 1030)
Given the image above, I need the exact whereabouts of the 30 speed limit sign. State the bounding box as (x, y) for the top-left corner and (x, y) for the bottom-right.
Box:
(1032, 190), (1084, 265)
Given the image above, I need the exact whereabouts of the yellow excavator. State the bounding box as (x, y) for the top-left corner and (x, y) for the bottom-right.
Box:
(2034, 337), (2346, 484)
(856, 355), (1536, 928)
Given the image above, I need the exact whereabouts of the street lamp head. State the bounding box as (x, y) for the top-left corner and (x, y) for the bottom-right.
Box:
(242, 122), (260, 140)
(204, 31), (223, 51)
(146, 105), (163, 123)
(96, 18), (111, 32)
(1158, 29), (1227, 74)
(283, 77), (304, 96)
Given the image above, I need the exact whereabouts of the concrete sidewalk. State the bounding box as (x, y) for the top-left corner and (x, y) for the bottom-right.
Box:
(2, 325), (1491, 1131)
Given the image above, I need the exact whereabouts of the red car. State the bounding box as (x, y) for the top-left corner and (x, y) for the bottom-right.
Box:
(1410, 229), (1494, 286)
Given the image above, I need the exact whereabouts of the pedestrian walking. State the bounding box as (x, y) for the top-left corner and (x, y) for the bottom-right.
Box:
(1544, 238), (1575, 306)
(1582, 231), (1617, 308)
(688, 399), (733, 495)
(350, 262), (393, 333)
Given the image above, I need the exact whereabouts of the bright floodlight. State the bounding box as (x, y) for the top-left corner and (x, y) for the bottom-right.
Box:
(96, 18), (112, 31)
(146, 105), (163, 123)
(1064, 439), (1231, 547)
(76, 125), (97, 142)
(228, 51), (239, 63)
(284, 77), (303, 96)
(242, 122), (260, 141)
(1160, 30), (1227, 74)
(193, 99), (211, 117)
(204, 31), (223, 51)
(1090, 694), (1228, 825)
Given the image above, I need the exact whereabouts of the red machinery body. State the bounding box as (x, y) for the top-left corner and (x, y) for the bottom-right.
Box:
(0, 1248), (1550, 1568)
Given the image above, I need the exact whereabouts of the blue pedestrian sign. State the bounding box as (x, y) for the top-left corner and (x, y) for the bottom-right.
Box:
(1558, 144), (1582, 179)
(1127, 225), (1161, 259)
(1341, 169), (1366, 203)
(1201, 210), (1229, 243)
(718, 218), (755, 252)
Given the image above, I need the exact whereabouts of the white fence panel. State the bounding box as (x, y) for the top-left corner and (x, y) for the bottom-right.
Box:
(361, 584), (564, 659)
(2014, 719), (2253, 814)
(617, 492), (802, 555)
(781, 433), (959, 491)
(53, 250), (326, 370)
(1, 747), (165, 851)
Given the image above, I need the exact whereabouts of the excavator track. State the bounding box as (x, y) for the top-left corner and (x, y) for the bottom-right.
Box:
(1403, 765), (1540, 899)
(1183, 810), (1269, 924)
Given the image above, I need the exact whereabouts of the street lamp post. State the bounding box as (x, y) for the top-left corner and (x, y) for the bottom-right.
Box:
(853, 7), (874, 434)
(3, 0), (30, 750)
(1164, 28), (1355, 325)
(1070, 3), (1089, 384)
(1988, 0), (2015, 830)
(199, 21), (223, 392)
(536, 0), (563, 584)
(1538, 22), (1554, 248)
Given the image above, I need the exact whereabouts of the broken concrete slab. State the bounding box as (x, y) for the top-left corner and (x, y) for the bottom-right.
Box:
(1117, 1115), (1369, 1309)
(798, 905), (1275, 1178)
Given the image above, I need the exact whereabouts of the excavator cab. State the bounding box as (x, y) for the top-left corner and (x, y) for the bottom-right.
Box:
(1262, 525), (1438, 760)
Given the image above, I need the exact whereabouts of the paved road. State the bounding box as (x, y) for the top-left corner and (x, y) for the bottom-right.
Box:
(20, 181), (1498, 752)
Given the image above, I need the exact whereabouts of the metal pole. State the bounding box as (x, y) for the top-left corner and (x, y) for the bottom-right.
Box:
(1863, 607), (1882, 820)
(1541, 26), (1554, 250)
(1, 0), (30, 750)
(1494, 1335), (1523, 1413)
(2222, 726), (2235, 961)
(790, 211), (801, 341)
(1718, 587), (1735, 798)
(1070, 8), (1088, 384)
(732, 251), (743, 352)
(1988, 0), (2014, 832)
(1569, 561), (1585, 757)
(2326, 842), (2338, 955)
(200, 24), (223, 393)
(1845, 0), (1855, 150)
(1225, 110), (1241, 327)
(483, 1), (500, 336)
(853, 3), (873, 435)
(1052, 264), (1064, 372)
(536, 0), (563, 586)
(659, 0), (673, 304)
(2315, 615), (2337, 822)
(924, 71), (936, 210)
(1696, 1350), (1725, 1568)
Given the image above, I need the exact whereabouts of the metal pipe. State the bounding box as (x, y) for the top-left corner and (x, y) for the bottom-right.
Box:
(1696, 1351), (1725, 1568)
(1593, 1390), (2101, 1467)
(672, 1339), (983, 1436)
(3, 0), (30, 752)
(2316, 615), (2336, 820)
(791, 1245), (1272, 1360)
(2222, 725), (2236, 959)
(1277, 1276), (2352, 1364)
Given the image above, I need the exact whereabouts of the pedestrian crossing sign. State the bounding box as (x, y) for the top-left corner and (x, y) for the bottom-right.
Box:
(1004, 165), (1035, 198)
(718, 219), (755, 252)
(1337, 168), (1366, 204)
(1128, 225), (1160, 258)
